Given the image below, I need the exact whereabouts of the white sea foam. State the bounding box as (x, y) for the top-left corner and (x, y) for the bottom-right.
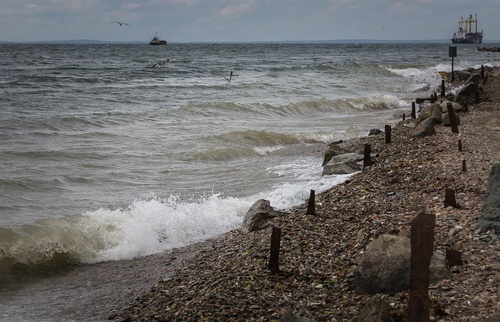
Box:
(84, 194), (250, 263)
(81, 156), (352, 263)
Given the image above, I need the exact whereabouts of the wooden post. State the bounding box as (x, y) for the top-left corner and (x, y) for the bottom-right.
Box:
(411, 102), (416, 119)
(444, 188), (458, 208)
(462, 159), (467, 172)
(363, 144), (372, 168)
(458, 139), (463, 152)
(446, 248), (463, 267)
(409, 212), (436, 322)
(441, 80), (445, 97)
(306, 189), (316, 216)
(268, 226), (281, 274)
(385, 125), (392, 144)
(447, 103), (459, 134)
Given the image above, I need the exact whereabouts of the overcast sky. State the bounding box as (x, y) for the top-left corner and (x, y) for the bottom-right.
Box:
(1, 0), (499, 43)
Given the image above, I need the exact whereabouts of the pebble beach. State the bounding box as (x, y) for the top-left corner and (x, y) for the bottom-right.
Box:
(104, 66), (500, 322)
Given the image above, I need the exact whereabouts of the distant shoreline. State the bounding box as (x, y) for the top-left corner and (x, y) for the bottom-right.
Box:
(3, 39), (500, 45)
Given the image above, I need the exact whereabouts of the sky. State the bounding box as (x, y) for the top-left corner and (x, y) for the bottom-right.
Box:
(1, 0), (499, 43)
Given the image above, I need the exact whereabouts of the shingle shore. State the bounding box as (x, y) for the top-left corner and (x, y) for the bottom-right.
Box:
(109, 68), (500, 322)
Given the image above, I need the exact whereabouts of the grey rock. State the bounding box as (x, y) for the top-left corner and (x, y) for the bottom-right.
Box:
(356, 296), (395, 322)
(478, 164), (500, 233)
(439, 101), (466, 113)
(322, 142), (350, 166)
(280, 310), (316, 322)
(322, 153), (362, 176)
(409, 117), (435, 138)
(241, 199), (277, 233)
(485, 313), (500, 322)
(442, 111), (461, 127)
(354, 235), (451, 294)
(457, 82), (478, 96)
(418, 104), (442, 123)
(369, 128), (383, 136)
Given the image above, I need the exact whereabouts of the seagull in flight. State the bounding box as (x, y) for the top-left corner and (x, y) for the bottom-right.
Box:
(152, 59), (169, 68)
(111, 21), (129, 26)
(223, 71), (234, 83)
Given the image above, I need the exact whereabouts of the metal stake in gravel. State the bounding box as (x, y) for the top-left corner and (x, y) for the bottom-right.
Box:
(447, 103), (459, 134)
(444, 188), (459, 208)
(446, 248), (463, 267)
(269, 225), (281, 274)
(462, 159), (467, 172)
(411, 102), (416, 119)
(363, 144), (372, 168)
(409, 212), (436, 322)
(385, 125), (392, 144)
(306, 189), (316, 216)
(458, 139), (463, 152)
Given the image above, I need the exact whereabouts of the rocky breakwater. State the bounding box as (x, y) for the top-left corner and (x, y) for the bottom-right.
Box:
(110, 67), (499, 322)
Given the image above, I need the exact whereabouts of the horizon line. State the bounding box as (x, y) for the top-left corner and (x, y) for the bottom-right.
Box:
(2, 38), (500, 44)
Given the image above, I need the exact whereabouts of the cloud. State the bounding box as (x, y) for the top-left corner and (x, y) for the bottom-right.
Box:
(219, 2), (253, 18)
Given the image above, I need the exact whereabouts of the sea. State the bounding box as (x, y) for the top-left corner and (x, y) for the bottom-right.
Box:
(1, 42), (499, 321)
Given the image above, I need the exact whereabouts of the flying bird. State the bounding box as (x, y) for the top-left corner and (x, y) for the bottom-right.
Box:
(223, 71), (234, 83)
(111, 21), (129, 26)
(152, 59), (169, 68)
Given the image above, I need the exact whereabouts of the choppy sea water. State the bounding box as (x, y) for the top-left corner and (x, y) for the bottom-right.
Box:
(1, 42), (499, 320)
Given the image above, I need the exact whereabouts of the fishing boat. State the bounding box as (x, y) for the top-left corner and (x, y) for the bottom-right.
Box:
(451, 14), (483, 44)
(149, 32), (167, 45)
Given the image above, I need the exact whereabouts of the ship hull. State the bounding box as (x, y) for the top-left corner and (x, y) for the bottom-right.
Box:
(451, 33), (483, 44)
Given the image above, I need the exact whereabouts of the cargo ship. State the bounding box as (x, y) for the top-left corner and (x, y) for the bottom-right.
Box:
(451, 14), (483, 44)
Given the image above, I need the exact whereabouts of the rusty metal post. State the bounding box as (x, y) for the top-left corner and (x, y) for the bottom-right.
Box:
(409, 212), (436, 322)
(462, 159), (467, 172)
(446, 248), (463, 267)
(385, 125), (392, 144)
(458, 139), (463, 152)
(411, 102), (416, 119)
(481, 65), (485, 79)
(447, 103), (459, 134)
(268, 225), (281, 274)
(444, 188), (458, 208)
(306, 189), (315, 216)
(363, 144), (372, 168)
(441, 80), (445, 97)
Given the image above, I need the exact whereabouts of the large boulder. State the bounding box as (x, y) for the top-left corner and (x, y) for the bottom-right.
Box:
(322, 142), (351, 166)
(356, 296), (395, 322)
(241, 199), (277, 233)
(417, 104), (442, 123)
(478, 164), (500, 233)
(322, 153), (362, 176)
(442, 111), (461, 127)
(439, 101), (466, 113)
(354, 235), (451, 294)
(457, 82), (478, 97)
(485, 313), (500, 322)
(280, 310), (316, 322)
(453, 70), (472, 82)
(409, 117), (435, 138)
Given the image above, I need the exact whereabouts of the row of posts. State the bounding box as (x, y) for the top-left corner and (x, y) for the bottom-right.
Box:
(267, 90), (468, 320)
